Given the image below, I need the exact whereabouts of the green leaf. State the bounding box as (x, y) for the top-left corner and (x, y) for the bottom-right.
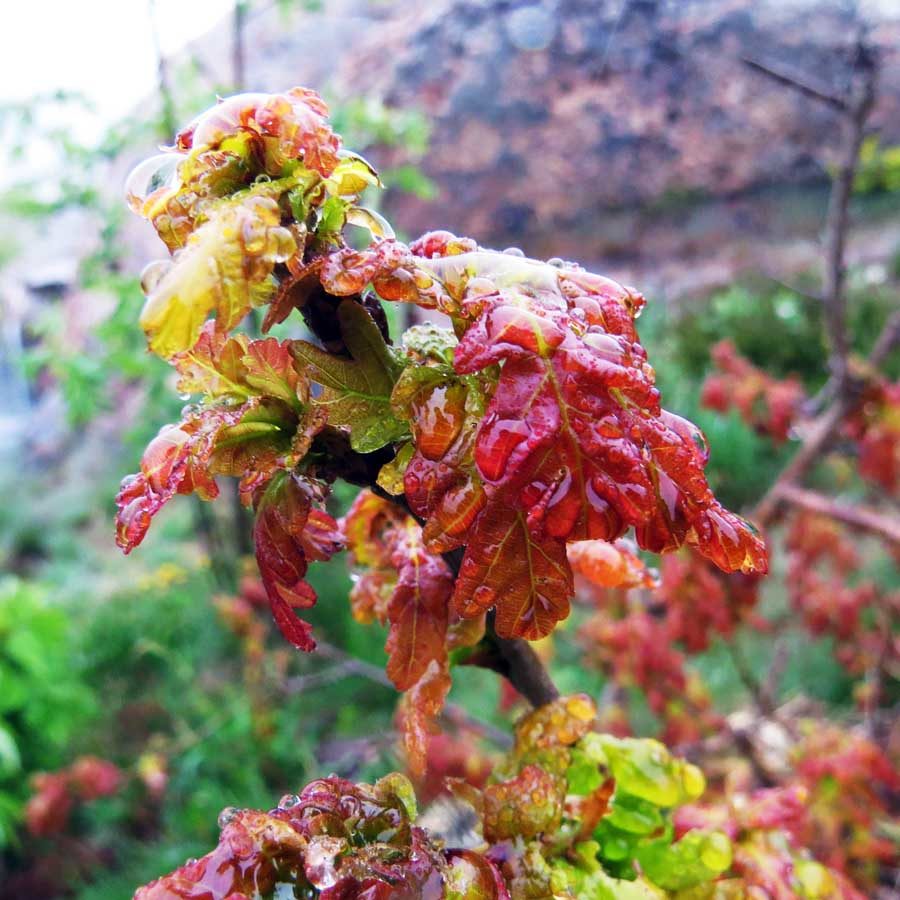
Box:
(566, 746), (604, 796)
(635, 830), (732, 891)
(0, 724), (21, 779)
(599, 737), (706, 808)
(291, 300), (406, 452)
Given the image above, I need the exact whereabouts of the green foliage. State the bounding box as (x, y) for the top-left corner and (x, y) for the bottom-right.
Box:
(0, 579), (95, 847)
(854, 136), (900, 195)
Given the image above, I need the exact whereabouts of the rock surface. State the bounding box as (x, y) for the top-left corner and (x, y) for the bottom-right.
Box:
(177, 0), (900, 270)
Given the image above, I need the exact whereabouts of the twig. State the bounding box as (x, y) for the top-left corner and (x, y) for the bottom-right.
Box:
(777, 484), (900, 547)
(761, 637), (790, 714)
(232, 0), (248, 91)
(287, 640), (513, 748)
(742, 55), (848, 112)
(727, 638), (774, 718)
(746, 33), (879, 528)
(820, 38), (877, 389)
(753, 271), (898, 527)
(869, 308), (900, 368)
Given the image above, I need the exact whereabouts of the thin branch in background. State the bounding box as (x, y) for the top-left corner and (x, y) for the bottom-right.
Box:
(819, 36), (877, 390)
(869, 308), (900, 368)
(744, 30), (878, 393)
(754, 299), (900, 526)
(750, 30), (888, 530)
(761, 636), (790, 714)
(742, 55), (848, 112)
(286, 640), (513, 749)
(192, 496), (234, 591)
(233, 0), (249, 91)
(727, 637), (774, 718)
(148, 0), (178, 138)
(777, 484), (900, 547)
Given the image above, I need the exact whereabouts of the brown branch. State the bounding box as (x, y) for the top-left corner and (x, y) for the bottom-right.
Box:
(286, 640), (513, 748)
(820, 39), (877, 389)
(751, 34), (886, 530)
(232, 0), (248, 91)
(727, 638), (774, 718)
(870, 308), (900, 368)
(753, 391), (858, 527)
(753, 302), (898, 527)
(777, 484), (900, 546)
(742, 55), (848, 112)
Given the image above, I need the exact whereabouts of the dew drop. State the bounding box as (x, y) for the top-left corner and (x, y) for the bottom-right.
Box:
(124, 153), (183, 211)
(217, 806), (239, 829)
(140, 259), (171, 295)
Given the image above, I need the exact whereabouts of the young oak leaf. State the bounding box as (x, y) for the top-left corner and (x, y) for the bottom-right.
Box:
(115, 404), (246, 553)
(242, 337), (304, 409)
(342, 490), (452, 691)
(172, 322), (251, 399)
(118, 344), (322, 556)
(139, 194), (296, 359)
(321, 234), (766, 640)
(455, 509), (573, 641)
(384, 519), (453, 691)
(253, 471), (342, 652)
(291, 299), (406, 453)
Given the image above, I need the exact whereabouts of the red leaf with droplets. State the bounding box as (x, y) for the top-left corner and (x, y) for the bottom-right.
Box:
(253, 472), (342, 651)
(385, 521), (453, 691)
(347, 238), (769, 640)
(176, 87), (341, 176)
(454, 510), (572, 641)
(343, 490), (453, 691)
(398, 659), (453, 779)
(115, 405), (245, 553)
(134, 774), (447, 900)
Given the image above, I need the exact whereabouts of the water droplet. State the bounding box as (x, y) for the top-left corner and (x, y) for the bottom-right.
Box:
(217, 806), (239, 828)
(502, 246), (525, 256)
(140, 259), (171, 295)
(124, 153), (183, 211)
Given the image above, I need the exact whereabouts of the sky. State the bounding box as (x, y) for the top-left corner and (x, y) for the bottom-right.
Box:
(1, 0), (234, 124)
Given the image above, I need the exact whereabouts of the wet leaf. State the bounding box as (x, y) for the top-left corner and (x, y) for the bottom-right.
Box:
(292, 300), (405, 452)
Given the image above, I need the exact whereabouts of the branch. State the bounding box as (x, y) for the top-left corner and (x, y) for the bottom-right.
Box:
(777, 484), (900, 547)
(870, 308), (900, 369)
(742, 56), (848, 112)
(440, 552), (560, 709)
(285, 640), (513, 748)
(753, 391), (857, 527)
(820, 42), (877, 389)
(727, 638), (774, 718)
(753, 231), (896, 528)
(232, 0), (248, 91)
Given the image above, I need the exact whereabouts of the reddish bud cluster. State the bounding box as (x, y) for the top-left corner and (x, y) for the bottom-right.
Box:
(701, 339), (805, 442)
(845, 378), (900, 493)
(786, 511), (898, 680)
(26, 756), (122, 837)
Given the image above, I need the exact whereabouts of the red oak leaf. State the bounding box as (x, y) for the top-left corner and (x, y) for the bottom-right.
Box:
(115, 405), (245, 553)
(253, 472), (342, 651)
